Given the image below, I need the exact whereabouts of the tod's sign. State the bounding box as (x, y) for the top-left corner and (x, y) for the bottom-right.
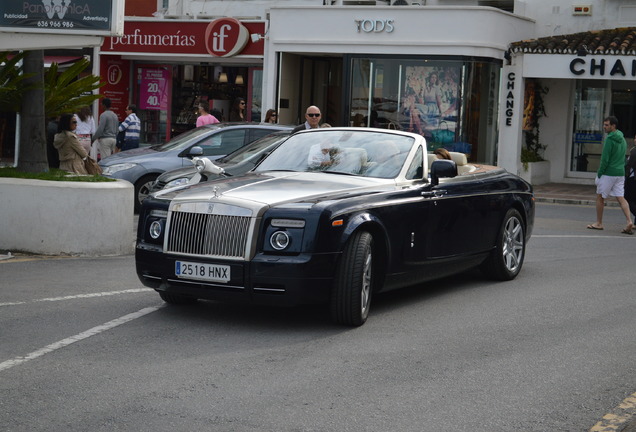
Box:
(355, 19), (394, 33)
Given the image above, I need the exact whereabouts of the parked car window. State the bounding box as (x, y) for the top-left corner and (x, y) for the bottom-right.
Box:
(150, 127), (217, 152)
(249, 128), (277, 143)
(216, 132), (289, 164)
(199, 129), (247, 156)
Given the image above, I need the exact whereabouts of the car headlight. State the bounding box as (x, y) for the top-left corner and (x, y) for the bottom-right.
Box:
(101, 163), (138, 175)
(149, 220), (162, 239)
(145, 209), (167, 244)
(270, 231), (291, 250)
(164, 177), (190, 189)
(263, 218), (306, 253)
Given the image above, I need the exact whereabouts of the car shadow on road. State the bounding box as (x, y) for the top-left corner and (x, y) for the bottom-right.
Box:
(149, 268), (493, 331)
(369, 268), (492, 314)
(155, 299), (338, 332)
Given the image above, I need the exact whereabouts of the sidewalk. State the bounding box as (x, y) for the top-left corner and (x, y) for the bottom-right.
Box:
(533, 182), (610, 206)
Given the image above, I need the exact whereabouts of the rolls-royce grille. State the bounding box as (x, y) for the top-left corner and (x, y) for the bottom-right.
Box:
(166, 211), (251, 259)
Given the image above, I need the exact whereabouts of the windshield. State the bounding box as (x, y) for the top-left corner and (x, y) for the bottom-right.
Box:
(218, 133), (290, 164)
(255, 130), (415, 179)
(149, 126), (220, 152)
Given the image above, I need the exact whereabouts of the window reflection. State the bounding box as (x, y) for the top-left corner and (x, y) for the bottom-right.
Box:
(348, 57), (501, 164)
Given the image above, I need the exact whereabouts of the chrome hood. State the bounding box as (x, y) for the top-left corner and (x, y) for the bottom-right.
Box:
(169, 171), (392, 208)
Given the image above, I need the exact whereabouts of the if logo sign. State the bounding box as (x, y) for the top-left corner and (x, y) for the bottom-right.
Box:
(212, 23), (232, 52)
(205, 18), (249, 57)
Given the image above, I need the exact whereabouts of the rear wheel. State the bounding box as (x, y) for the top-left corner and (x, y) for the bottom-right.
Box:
(480, 208), (525, 281)
(159, 291), (197, 305)
(134, 174), (158, 213)
(330, 231), (374, 326)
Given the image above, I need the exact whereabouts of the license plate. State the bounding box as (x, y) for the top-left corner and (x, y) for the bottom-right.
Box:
(175, 261), (230, 283)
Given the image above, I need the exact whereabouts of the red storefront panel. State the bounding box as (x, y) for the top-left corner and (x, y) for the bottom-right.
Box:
(101, 20), (265, 57)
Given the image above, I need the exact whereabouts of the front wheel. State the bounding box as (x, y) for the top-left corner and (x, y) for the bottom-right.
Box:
(330, 231), (374, 326)
(134, 174), (158, 213)
(480, 208), (525, 281)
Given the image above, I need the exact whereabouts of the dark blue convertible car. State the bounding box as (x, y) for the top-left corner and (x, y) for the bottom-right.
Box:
(136, 128), (534, 326)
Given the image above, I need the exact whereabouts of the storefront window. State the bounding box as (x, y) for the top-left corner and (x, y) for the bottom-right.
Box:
(250, 68), (263, 122)
(170, 64), (251, 138)
(348, 56), (500, 163)
(571, 80), (608, 174)
(136, 65), (171, 145)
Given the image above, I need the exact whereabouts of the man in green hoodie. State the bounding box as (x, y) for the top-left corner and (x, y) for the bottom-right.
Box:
(587, 116), (633, 234)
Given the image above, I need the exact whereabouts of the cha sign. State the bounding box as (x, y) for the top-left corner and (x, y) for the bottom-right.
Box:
(0, 0), (124, 36)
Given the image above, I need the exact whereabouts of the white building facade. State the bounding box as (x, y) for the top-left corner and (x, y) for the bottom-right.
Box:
(116, 0), (636, 182)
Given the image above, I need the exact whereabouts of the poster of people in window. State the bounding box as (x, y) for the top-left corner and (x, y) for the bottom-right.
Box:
(401, 66), (461, 151)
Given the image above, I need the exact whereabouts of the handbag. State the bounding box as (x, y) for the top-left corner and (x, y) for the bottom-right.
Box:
(84, 156), (102, 175)
(431, 121), (455, 144)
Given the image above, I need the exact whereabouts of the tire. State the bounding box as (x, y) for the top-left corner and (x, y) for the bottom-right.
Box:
(134, 174), (158, 213)
(330, 231), (374, 326)
(480, 208), (525, 281)
(159, 291), (197, 305)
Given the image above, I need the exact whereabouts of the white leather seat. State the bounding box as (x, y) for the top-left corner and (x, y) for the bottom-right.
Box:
(336, 148), (367, 174)
(428, 151), (476, 175)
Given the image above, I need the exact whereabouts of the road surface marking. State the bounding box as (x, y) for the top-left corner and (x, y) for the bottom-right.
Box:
(0, 306), (162, 373)
(590, 392), (636, 431)
(0, 288), (153, 307)
(533, 235), (635, 239)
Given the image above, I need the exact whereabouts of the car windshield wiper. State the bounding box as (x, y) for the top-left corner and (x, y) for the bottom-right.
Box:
(321, 171), (357, 176)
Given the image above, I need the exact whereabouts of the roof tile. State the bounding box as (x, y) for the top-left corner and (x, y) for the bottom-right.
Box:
(509, 27), (636, 55)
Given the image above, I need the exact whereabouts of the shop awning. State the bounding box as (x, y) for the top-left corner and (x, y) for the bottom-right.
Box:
(44, 55), (84, 69)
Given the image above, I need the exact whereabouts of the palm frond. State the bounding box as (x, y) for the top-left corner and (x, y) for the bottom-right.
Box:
(0, 51), (38, 112)
(44, 57), (104, 117)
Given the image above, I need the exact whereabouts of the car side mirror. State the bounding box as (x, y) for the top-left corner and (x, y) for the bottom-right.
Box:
(188, 146), (204, 158)
(430, 159), (457, 186)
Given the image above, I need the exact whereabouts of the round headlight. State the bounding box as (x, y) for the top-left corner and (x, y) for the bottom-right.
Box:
(149, 221), (162, 239)
(194, 158), (206, 173)
(270, 231), (290, 250)
(164, 177), (190, 189)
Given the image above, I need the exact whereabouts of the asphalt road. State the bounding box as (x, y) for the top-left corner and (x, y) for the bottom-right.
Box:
(1, 203), (635, 432)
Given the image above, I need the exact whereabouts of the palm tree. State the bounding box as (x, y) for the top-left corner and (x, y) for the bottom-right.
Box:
(1, 50), (104, 172)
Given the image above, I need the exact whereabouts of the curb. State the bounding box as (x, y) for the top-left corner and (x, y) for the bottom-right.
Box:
(535, 197), (620, 207)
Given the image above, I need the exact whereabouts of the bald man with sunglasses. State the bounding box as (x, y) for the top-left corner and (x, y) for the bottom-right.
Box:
(292, 105), (322, 133)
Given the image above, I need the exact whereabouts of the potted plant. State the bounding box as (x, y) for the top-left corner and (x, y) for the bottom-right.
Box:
(520, 79), (550, 184)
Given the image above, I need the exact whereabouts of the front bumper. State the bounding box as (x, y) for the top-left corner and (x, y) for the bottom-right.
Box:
(136, 245), (340, 306)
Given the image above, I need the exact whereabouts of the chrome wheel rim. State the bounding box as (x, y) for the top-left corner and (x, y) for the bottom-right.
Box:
(502, 216), (524, 273)
(138, 181), (154, 204)
(361, 249), (372, 318)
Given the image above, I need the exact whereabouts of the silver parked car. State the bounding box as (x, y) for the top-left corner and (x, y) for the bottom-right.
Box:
(149, 130), (292, 193)
(99, 123), (290, 212)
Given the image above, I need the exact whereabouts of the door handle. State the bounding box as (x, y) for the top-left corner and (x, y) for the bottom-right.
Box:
(421, 189), (447, 198)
